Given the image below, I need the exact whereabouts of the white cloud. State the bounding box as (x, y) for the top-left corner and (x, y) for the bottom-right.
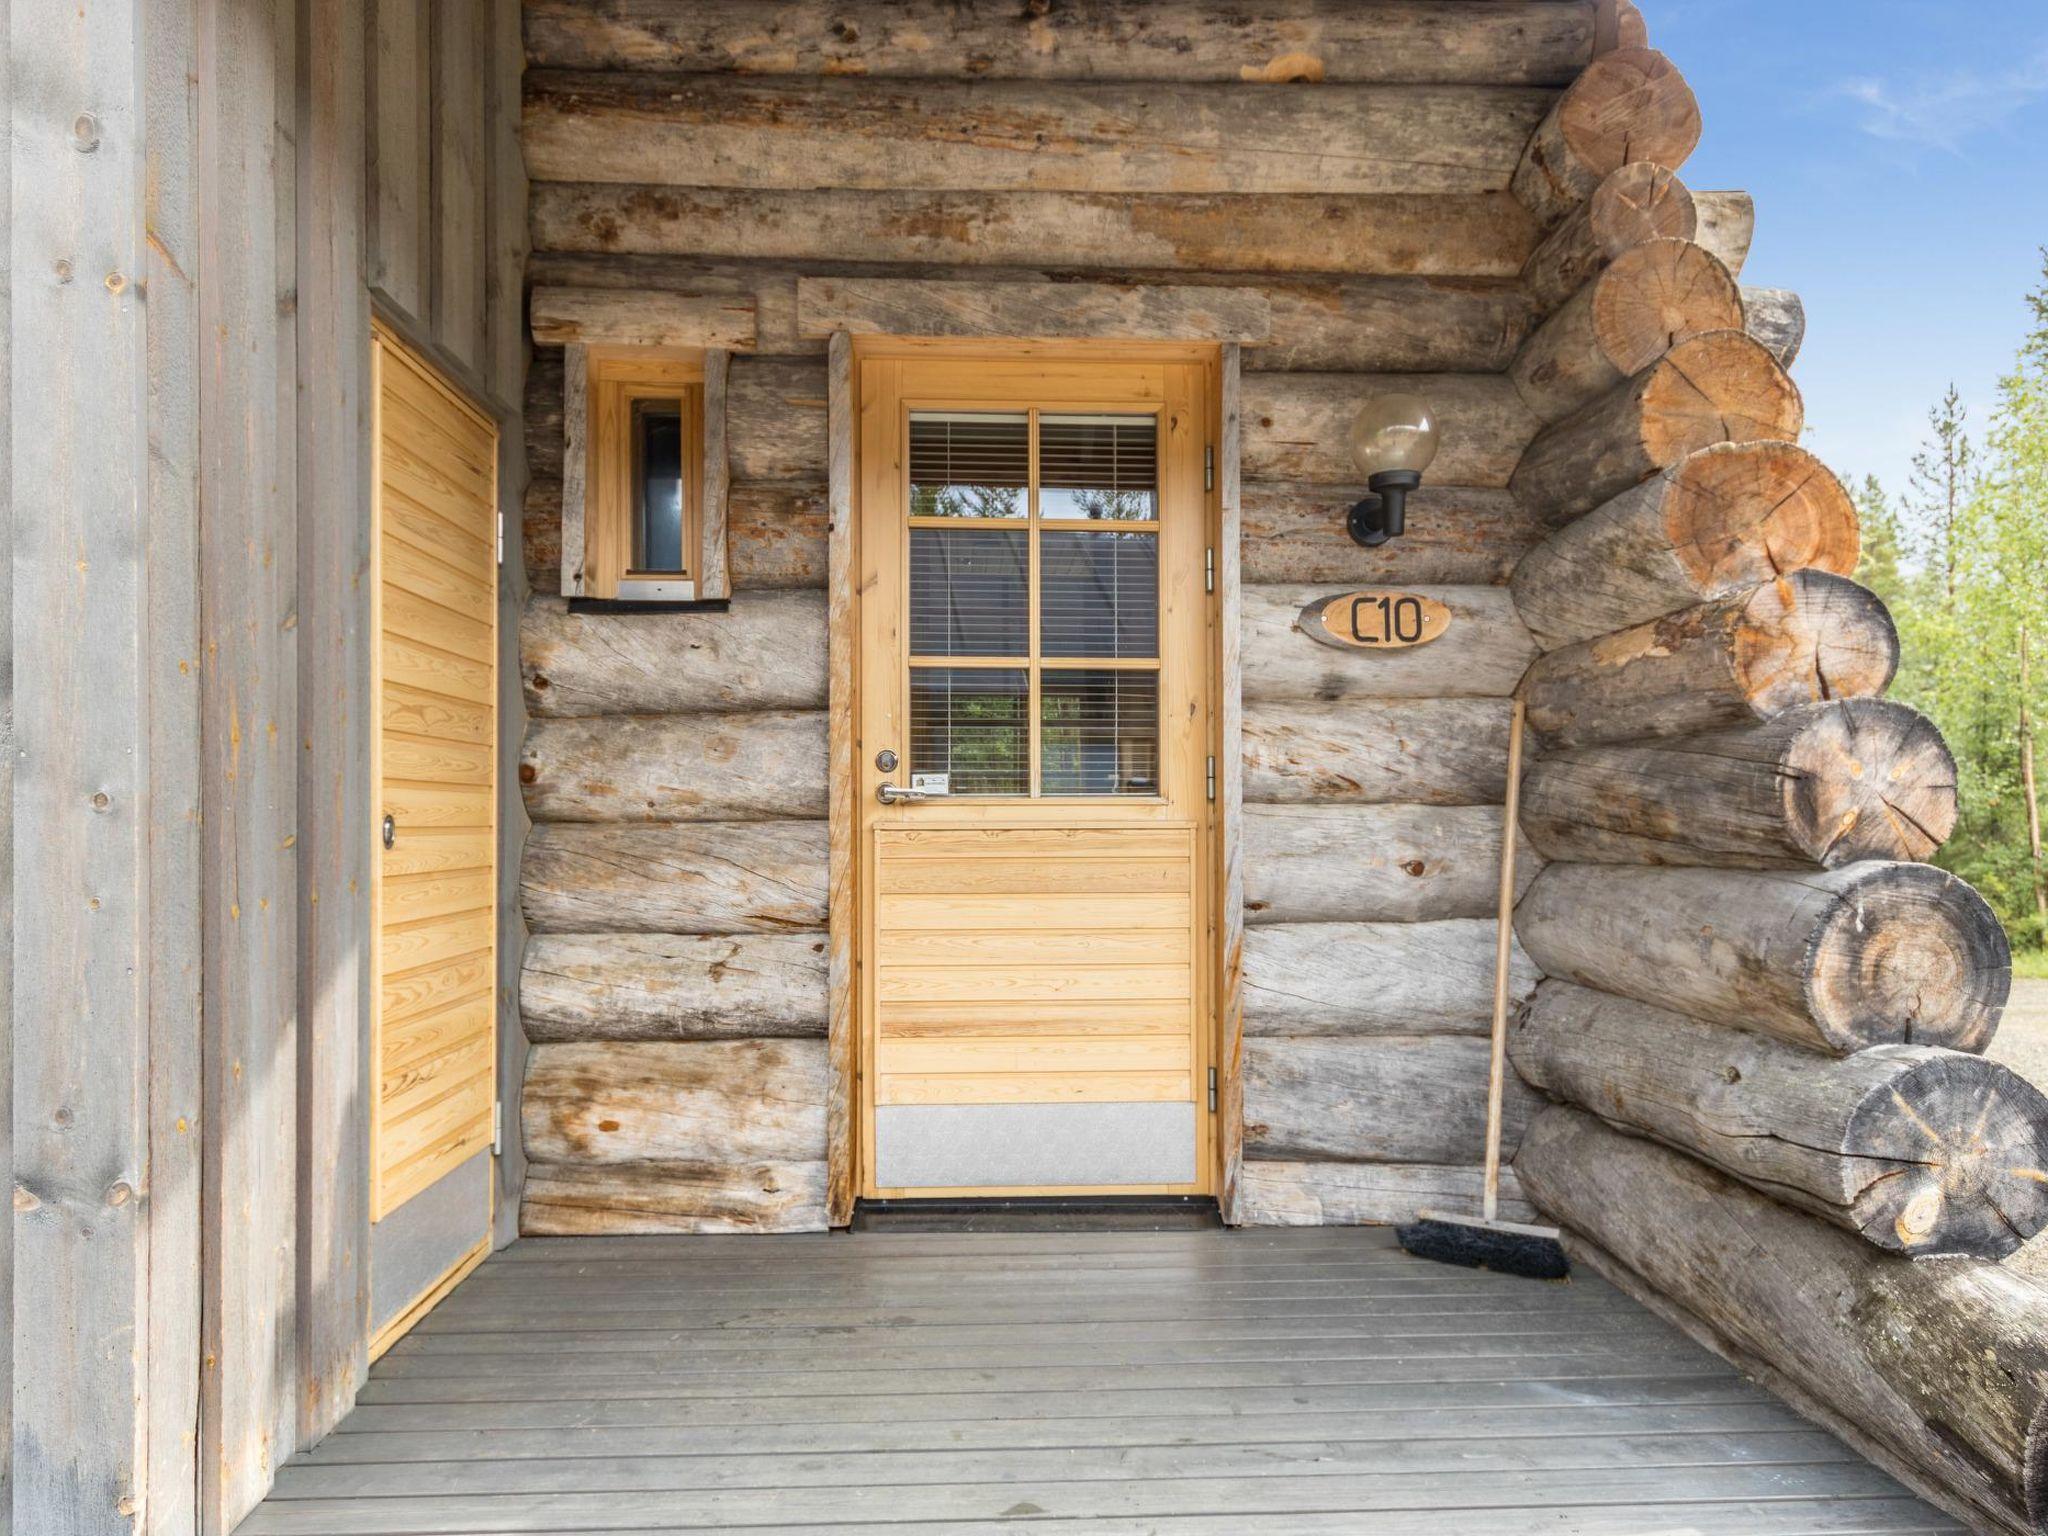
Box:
(1836, 48), (2048, 153)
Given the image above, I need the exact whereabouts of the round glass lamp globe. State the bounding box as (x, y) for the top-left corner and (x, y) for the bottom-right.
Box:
(1348, 394), (1441, 479)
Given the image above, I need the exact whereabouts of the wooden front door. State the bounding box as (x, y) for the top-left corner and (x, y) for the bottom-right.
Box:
(368, 322), (499, 1347)
(857, 351), (1216, 1198)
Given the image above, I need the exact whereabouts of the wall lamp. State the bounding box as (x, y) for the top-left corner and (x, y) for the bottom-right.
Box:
(1346, 393), (1441, 547)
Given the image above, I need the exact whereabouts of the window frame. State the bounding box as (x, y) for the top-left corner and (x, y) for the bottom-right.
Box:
(579, 347), (706, 602)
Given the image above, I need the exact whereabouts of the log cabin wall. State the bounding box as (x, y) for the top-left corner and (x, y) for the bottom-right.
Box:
(512, 0), (1618, 1235)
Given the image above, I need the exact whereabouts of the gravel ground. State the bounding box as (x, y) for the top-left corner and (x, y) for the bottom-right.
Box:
(1990, 977), (2048, 1277)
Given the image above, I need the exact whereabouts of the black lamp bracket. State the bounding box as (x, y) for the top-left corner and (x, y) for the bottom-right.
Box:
(1346, 468), (1422, 547)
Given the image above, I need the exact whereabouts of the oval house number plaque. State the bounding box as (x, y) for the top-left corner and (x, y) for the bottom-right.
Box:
(1298, 590), (1452, 651)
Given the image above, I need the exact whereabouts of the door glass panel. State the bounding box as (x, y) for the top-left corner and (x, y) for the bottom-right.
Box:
(910, 667), (1029, 796)
(1041, 530), (1158, 659)
(909, 527), (1028, 657)
(910, 412), (1029, 519)
(1041, 670), (1160, 797)
(1040, 414), (1159, 522)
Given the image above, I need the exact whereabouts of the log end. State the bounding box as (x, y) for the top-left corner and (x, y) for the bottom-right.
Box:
(1560, 48), (1703, 181)
(1845, 1048), (2048, 1259)
(1665, 441), (1860, 596)
(1592, 161), (1696, 246)
(1593, 238), (1744, 377)
(1781, 699), (1959, 866)
(1732, 570), (1899, 720)
(1810, 862), (2014, 1055)
(1640, 329), (1806, 467)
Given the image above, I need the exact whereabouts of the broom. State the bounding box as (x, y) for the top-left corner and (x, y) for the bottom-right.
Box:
(1396, 698), (1569, 1279)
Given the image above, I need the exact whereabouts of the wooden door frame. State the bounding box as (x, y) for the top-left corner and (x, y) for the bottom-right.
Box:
(823, 335), (1243, 1223)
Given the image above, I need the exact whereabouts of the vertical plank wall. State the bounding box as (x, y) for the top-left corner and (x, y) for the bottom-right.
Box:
(515, 3), (1594, 1231)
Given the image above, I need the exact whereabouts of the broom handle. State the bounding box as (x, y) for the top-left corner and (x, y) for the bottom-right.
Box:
(1481, 699), (1527, 1225)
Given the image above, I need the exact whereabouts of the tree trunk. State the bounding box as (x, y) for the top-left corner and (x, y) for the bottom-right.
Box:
(1509, 330), (1803, 525)
(1521, 161), (1696, 314)
(1237, 1160), (1536, 1228)
(2023, 623), (2048, 924)
(1244, 918), (1539, 1037)
(1741, 286), (1806, 369)
(523, 1039), (829, 1165)
(522, 1159), (828, 1236)
(1245, 1036), (1541, 1164)
(1243, 373), (1537, 488)
(522, 821), (829, 935)
(1244, 804), (1538, 924)
(1518, 571), (1898, 749)
(524, 70), (1552, 196)
(1519, 699), (1958, 868)
(1515, 861), (2011, 1056)
(1511, 982), (2048, 1258)
(1241, 482), (1538, 586)
(1510, 239), (1742, 424)
(1242, 583), (1535, 703)
(1515, 1106), (2048, 1536)
(522, 592), (829, 717)
(524, 1), (1598, 86)
(520, 932), (829, 1043)
(1242, 697), (1517, 806)
(1690, 190), (1756, 279)
(1510, 48), (1702, 227)
(1509, 439), (1859, 650)
(521, 710), (828, 823)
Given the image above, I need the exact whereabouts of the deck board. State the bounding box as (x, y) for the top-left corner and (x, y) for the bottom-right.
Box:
(246, 1228), (1962, 1534)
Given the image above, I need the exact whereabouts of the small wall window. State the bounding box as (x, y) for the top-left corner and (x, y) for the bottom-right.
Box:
(578, 350), (705, 601)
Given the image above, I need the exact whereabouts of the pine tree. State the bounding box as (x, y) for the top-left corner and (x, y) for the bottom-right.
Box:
(1905, 385), (1976, 602)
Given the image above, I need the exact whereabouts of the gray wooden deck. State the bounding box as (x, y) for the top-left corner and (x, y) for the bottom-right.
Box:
(242, 1228), (1963, 1534)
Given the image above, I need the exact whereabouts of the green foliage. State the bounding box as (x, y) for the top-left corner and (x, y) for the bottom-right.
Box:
(1859, 251), (2048, 960)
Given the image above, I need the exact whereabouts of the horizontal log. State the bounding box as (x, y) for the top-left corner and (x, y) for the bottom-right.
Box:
(1741, 285), (1806, 369)
(1509, 329), (1804, 525)
(529, 285), (758, 349)
(521, 711), (828, 824)
(1240, 482), (1539, 585)
(1511, 981), (2048, 1259)
(1691, 190), (1755, 280)
(524, 1), (1597, 86)
(522, 821), (829, 935)
(1515, 861), (2011, 1056)
(729, 355), (827, 481)
(1509, 239), (1742, 424)
(523, 1039), (828, 1165)
(1244, 373), (1538, 487)
(523, 71), (1554, 196)
(1509, 439), (1859, 650)
(526, 477), (827, 593)
(1243, 697), (1517, 806)
(1245, 1035), (1540, 1164)
(1244, 804), (1536, 924)
(529, 183), (1541, 279)
(1242, 583), (1536, 703)
(1519, 699), (1959, 869)
(1519, 571), (1898, 749)
(522, 932), (829, 1043)
(522, 1159), (828, 1236)
(1510, 48), (1701, 227)
(1521, 161), (1696, 314)
(522, 591), (829, 717)
(1237, 1160), (1536, 1228)
(1244, 918), (1538, 1037)
(1515, 1107), (2048, 1535)
(795, 276), (1273, 344)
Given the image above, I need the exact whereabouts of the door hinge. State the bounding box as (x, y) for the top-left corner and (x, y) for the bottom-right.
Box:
(496, 509), (505, 566)
(1207, 1067), (1218, 1114)
(492, 1101), (504, 1157)
(1204, 443), (1215, 493)
(1206, 755), (1216, 802)
(1205, 547), (1215, 594)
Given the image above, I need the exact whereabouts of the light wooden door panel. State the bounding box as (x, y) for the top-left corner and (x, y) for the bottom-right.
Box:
(857, 352), (1217, 1198)
(370, 320), (498, 1353)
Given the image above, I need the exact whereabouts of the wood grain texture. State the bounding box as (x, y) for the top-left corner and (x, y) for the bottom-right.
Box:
(1510, 439), (1859, 650)
(796, 276), (1273, 344)
(1741, 286), (1807, 370)
(1241, 483), (1539, 585)
(521, 1160), (829, 1234)
(1244, 920), (1539, 1038)
(1520, 700), (1959, 869)
(522, 821), (830, 935)
(431, 0), (488, 367)
(522, 71), (1554, 196)
(529, 285), (758, 349)
(1242, 583), (1536, 702)
(1521, 161), (1696, 314)
(1217, 344), (1247, 1225)
(1511, 981), (2048, 1258)
(1244, 373), (1538, 488)
(521, 932), (829, 1043)
(1517, 1107), (2048, 1535)
(530, 183), (1541, 279)
(370, 0), (432, 313)
(520, 710), (828, 824)
(523, 1), (1597, 85)
(1244, 804), (1537, 924)
(825, 330), (858, 1226)
(1516, 861), (2012, 1056)
(699, 348), (732, 599)
(522, 591), (830, 716)
(1691, 190), (1756, 281)
(1245, 1036), (1541, 1164)
(1243, 698), (1518, 806)
(1510, 47), (1701, 227)
(1238, 1160), (1537, 1227)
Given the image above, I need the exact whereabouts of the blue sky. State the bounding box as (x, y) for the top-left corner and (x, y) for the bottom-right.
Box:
(1646, 0), (2048, 499)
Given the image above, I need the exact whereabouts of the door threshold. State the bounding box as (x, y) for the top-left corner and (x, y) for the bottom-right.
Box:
(852, 1195), (1223, 1233)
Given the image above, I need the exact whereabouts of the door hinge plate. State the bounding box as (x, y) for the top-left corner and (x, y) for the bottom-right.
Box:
(1204, 444), (1215, 492)
(1206, 755), (1216, 802)
(496, 509), (505, 566)
(1207, 1067), (1218, 1113)
(1205, 547), (1215, 594)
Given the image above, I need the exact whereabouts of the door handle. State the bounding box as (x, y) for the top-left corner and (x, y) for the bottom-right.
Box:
(876, 782), (935, 806)
(382, 813), (396, 849)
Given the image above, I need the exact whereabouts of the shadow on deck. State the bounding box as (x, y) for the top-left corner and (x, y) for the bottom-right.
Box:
(242, 1228), (1961, 1534)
